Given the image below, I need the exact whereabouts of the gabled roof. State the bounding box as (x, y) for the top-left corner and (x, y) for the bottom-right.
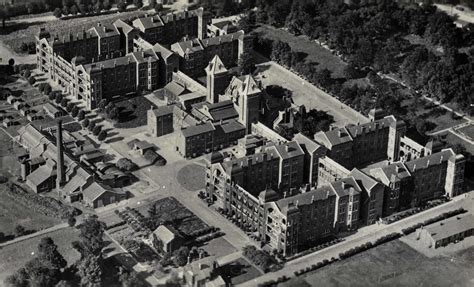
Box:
(205, 55), (228, 75)
(149, 105), (175, 117)
(82, 182), (108, 202)
(273, 141), (304, 160)
(404, 149), (455, 173)
(330, 177), (361, 197)
(275, 185), (335, 215)
(88, 23), (120, 38)
(293, 133), (323, 154)
(181, 122), (215, 138)
(349, 168), (380, 192)
(27, 165), (54, 186)
(113, 19), (135, 34)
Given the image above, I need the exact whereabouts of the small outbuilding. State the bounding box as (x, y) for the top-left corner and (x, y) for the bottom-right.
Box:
(151, 225), (184, 253)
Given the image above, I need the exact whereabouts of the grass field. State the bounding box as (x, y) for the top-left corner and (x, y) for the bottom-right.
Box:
(254, 25), (347, 78)
(0, 227), (80, 283)
(0, 185), (62, 236)
(303, 240), (474, 286)
(176, 163), (206, 191)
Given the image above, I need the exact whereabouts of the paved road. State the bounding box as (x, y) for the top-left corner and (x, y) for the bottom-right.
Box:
(239, 191), (474, 286)
(254, 61), (369, 127)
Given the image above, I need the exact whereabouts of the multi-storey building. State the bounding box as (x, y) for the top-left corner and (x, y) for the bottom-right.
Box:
(265, 184), (337, 256)
(349, 169), (384, 225)
(132, 7), (211, 46)
(171, 31), (247, 78)
(293, 133), (327, 186)
(314, 114), (406, 169)
(74, 51), (159, 109)
(177, 120), (246, 158)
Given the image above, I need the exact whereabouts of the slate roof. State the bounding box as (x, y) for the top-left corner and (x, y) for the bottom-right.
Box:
(89, 23), (119, 38)
(164, 81), (187, 97)
(330, 177), (361, 197)
(113, 19), (135, 34)
(404, 149), (455, 173)
(218, 120), (245, 134)
(275, 185), (335, 215)
(293, 133), (322, 154)
(27, 165), (54, 186)
(273, 141), (304, 160)
(349, 168), (380, 192)
(181, 122), (215, 138)
(82, 182), (108, 202)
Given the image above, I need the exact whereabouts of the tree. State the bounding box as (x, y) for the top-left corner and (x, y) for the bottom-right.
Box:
(116, 158), (137, 172)
(55, 93), (63, 104)
(8, 58), (14, 67)
(71, 106), (79, 117)
(44, 84), (52, 95)
(98, 130), (107, 141)
(107, 107), (120, 121)
(53, 7), (62, 18)
(78, 110), (86, 121)
(74, 216), (106, 256)
(173, 246), (189, 266)
(88, 121), (96, 131)
(14, 225), (26, 237)
(120, 270), (146, 287)
(82, 118), (90, 128)
(92, 125), (102, 136)
(37, 237), (67, 270)
(60, 98), (68, 107)
(237, 11), (255, 33)
(28, 76), (36, 85)
(117, 2), (127, 12)
(22, 69), (31, 79)
(154, 3), (163, 12)
(67, 216), (76, 227)
(97, 99), (108, 111)
(238, 51), (255, 75)
(70, 5), (78, 15)
(66, 102), (75, 112)
(133, 0), (143, 8)
(76, 255), (102, 286)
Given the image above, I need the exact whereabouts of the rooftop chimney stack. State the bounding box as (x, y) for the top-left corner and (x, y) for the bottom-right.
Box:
(56, 120), (65, 191)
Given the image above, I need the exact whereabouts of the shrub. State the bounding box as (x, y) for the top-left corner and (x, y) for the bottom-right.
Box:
(71, 106), (79, 117)
(92, 125), (102, 136)
(98, 130), (107, 141)
(22, 69), (31, 78)
(116, 158), (137, 172)
(60, 98), (68, 107)
(43, 84), (52, 95)
(66, 102), (75, 112)
(28, 76), (36, 85)
(68, 216), (76, 227)
(88, 121), (96, 131)
(82, 119), (90, 128)
(78, 110), (86, 120)
(55, 93), (63, 104)
(53, 7), (62, 18)
(14, 225), (26, 237)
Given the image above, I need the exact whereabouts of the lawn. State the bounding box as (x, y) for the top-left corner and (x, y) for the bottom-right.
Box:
(176, 163), (206, 191)
(0, 227), (81, 283)
(0, 185), (62, 236)
(303, 240), (474, 286)
(456, 123), (474, 142)
(200, 237), (237, 258)
(114, 96), (157, 129)
(0, 128), (22, 178)
(218, 257), (263, 285)
(254, 25), (347, 78)
(0, 10), (147, 53)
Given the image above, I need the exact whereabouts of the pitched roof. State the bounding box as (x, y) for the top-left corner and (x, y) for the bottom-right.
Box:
(82, 182), (108, 202)
(275, 185), (335, 215)
(89, 23), (119, 38)
(349, 168), (380, 192)
(293, 133), (322, 154)
(27, 165), (54, 186)
(273, 141), (304, 160)
(113, 19), (135, 34)
(330, 177), (361, 197)
(405, 149), (455, 173)
(181, 122), (215, 138)
(205, 55), (228, 75)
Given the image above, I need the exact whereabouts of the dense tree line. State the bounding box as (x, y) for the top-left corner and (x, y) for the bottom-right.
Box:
(255, 0), (473, 112)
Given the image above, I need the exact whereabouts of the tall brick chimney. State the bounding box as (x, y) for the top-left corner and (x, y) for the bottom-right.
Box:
(56, 120), (65, 190)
